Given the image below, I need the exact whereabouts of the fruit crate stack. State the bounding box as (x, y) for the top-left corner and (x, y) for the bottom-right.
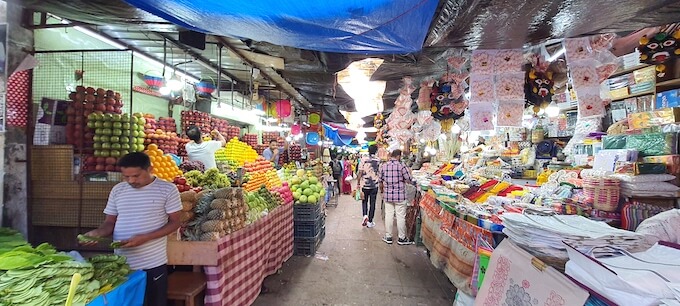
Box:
(262, 132), (279, 145)
(84, 113), (146, 172)
(243, 133), (258, 148)
(181, 110), (211, 133)
(158, 117), (177, 133)
(293, 202), (325, 256)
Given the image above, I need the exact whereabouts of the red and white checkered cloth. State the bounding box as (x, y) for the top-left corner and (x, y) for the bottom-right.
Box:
(203, 203), (293, 306)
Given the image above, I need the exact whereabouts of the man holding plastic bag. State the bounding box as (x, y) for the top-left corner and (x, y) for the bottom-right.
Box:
(379, 149), (416, 245)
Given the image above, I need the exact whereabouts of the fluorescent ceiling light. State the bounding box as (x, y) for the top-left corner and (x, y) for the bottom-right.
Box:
(548, 47), (566, 62)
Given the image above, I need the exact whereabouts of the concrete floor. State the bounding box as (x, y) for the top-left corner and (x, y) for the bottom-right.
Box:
(253, 194), (456, 306)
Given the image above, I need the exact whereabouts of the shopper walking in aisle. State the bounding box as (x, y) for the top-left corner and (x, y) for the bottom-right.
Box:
(262, 139), (281, 168)
(79, 152), (182, 306)
(380, 149), (416, 245)
(341, 155), (353, 194)
(356, 145), (381, 228)
(185, 125), (226, 169)
(330, 155), (343, 195)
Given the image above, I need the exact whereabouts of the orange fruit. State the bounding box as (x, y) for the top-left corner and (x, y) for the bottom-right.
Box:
(148, 144), (159, 151)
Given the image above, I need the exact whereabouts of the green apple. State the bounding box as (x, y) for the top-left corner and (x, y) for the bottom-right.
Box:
(111, 143), (121, 150)
(103, 122), (113, 128)
(110, 136), (120, 143)
(100, 135), (110, 143)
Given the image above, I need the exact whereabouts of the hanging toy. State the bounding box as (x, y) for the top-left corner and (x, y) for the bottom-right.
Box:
(373, 113), (385, 129)
(526, 68), (555, 109)
(639, 29), (680, 78)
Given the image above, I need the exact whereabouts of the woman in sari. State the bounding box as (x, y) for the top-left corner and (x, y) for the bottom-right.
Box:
(341, 155), (353, 194)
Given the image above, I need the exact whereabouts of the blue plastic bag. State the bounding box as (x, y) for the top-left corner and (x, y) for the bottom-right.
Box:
(87, 270), (146, 306)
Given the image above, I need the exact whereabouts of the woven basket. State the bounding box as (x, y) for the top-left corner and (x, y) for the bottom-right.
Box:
(583, 178), (620, 212)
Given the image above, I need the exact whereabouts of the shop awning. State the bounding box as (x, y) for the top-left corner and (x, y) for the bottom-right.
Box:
(323, 123), (357, 146)
(123, 0), (439, 54)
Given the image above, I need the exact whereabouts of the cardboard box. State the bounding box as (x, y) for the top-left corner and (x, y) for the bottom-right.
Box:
(32, 98), (69, 145)
(656, 89), (680, 108)
(609, 87), (630, 100)
(642, 155), (680, 174)
(628, 107), (680, 129)
(167, 240), (220, 266)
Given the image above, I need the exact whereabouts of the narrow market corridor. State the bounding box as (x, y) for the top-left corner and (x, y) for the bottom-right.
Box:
(253, 194), (456, 306)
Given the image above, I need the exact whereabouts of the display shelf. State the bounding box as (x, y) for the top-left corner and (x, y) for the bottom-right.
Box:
(611, 90), (655, 101)
(609, 64), (651, 78)
(656, 78), (680, 88)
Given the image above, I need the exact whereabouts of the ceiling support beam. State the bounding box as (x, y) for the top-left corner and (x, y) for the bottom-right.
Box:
(214, 36), (313, 110)
(156, 33), (238, 84)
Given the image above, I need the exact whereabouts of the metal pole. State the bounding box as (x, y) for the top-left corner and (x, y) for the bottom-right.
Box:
(217, 44), (222, 108)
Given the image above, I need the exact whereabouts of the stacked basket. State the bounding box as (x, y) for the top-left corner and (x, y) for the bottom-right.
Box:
(292, 202), (325, 256)
(583, 178), (620, 212)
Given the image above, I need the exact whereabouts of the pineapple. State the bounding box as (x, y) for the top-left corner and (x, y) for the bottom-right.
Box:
(200, 232), (221, 241)
(213, 187), (233, 199)
(200, 220), (223, 233)
(183, 226), (202, 241)
(196, 190), (215, 202)
(210, 199), (229, 210)
(207, 209), (226, 220)
(227, 199), (238, 209)
(195, 192), (215, 215)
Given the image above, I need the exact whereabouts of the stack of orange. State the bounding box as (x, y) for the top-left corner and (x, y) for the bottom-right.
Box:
(144, 144), (182, 181)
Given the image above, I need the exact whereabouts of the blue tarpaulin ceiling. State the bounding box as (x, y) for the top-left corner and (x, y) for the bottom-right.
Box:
(123, 0), (439, 54)
(323, 123), (356, 146)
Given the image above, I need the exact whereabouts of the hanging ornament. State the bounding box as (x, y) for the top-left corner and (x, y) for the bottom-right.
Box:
(373, 113), (385, 129)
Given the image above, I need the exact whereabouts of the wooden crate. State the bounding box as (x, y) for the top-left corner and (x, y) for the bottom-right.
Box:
(31, 145), (74, 181)
(167, 240), (220, 266)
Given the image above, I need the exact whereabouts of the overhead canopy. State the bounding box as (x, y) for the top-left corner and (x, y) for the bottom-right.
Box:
(123, 0), (439, 54)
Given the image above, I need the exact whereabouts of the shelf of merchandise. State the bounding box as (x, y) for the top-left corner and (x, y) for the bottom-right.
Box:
(610, 90), (655, 102)
(609, 64), (651, 78)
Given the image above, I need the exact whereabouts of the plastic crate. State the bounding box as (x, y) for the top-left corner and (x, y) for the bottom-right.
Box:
(293, 202), (322, 221)
(293, 227), (325, 256)
(294, 215), (325, 238)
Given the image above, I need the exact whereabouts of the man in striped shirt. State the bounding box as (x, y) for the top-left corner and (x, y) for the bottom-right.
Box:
(379, 149), (415, 245)
(80, 152), (182, 306)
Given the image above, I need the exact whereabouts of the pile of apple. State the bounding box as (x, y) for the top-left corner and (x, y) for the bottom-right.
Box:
(173, 176), (201, 192)
(66, 86), (123, 149)
(181, 110), (211, 133)
(255, 144), (267, 155)
(289, 143), (302, 161)
(261, 132), (279, 145)
(144, 129), (180, 155)
(158, 117), (177, 133)
(177, 136), (191, 157)
(89, 112), (146, 158)
(243, 133), (258, 148)
(83, 156), (121, 172)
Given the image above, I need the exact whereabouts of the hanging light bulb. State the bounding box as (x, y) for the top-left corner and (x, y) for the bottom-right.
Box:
(545, 101), (560, 118)
(159, 86), (171, 96)
(166, 73), (183, 91)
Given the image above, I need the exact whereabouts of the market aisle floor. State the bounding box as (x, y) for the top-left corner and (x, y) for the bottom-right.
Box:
(253, 193), (456, 306)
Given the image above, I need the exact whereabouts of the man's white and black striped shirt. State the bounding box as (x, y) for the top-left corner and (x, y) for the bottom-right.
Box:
(104, 178), (181, 270)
